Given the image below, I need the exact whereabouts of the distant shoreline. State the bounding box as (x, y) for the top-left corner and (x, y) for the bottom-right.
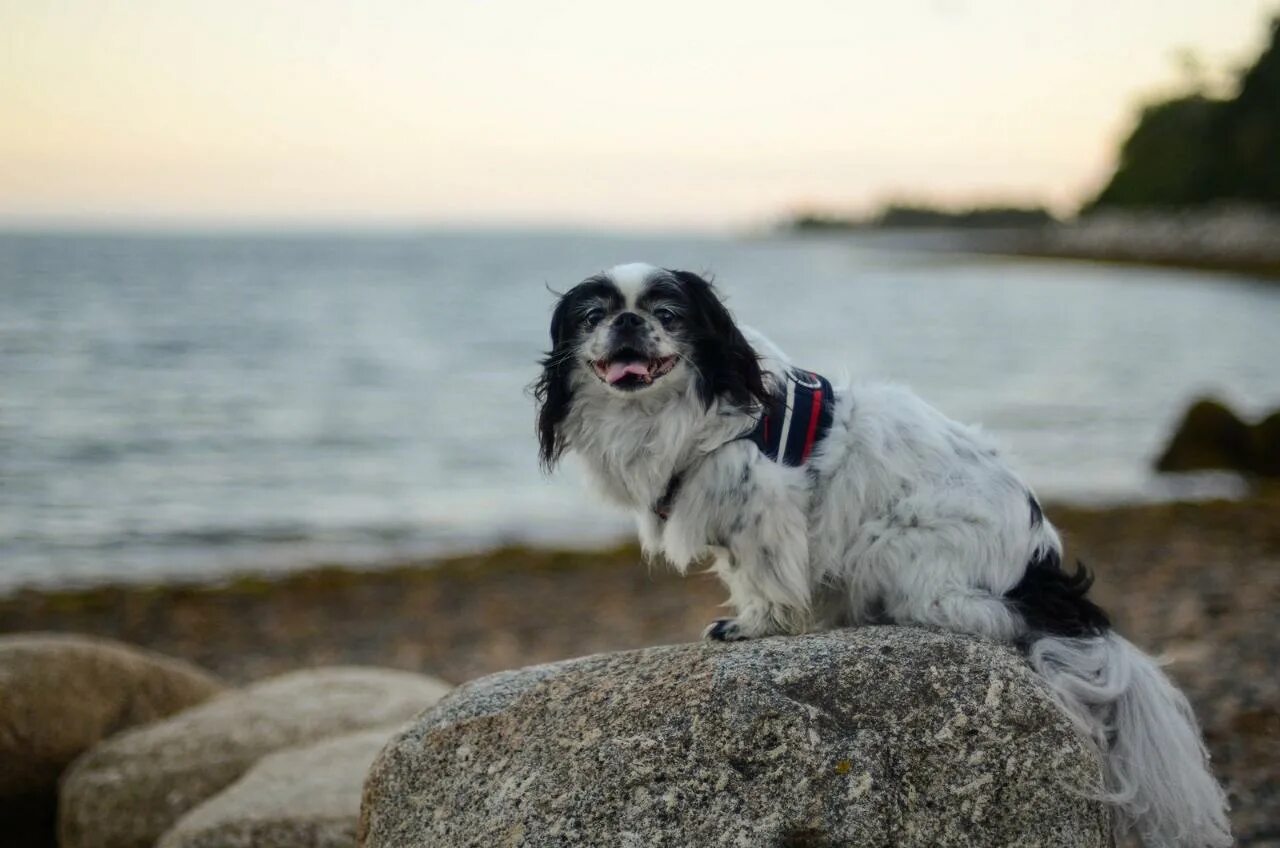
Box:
(984, 247), (1280, 280)
(785, 206), (1280, 280)
(991, 208), (1280, 280)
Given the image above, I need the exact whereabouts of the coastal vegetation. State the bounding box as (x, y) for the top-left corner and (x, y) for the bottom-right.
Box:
(786, 203), (1053, 232)
(1089, 17), (1280, 210)
(784, 16), (1280, 235)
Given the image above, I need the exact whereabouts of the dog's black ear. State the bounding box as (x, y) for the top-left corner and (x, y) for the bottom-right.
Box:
(670, 270), (768, 410)
(533, 293), (577, 469)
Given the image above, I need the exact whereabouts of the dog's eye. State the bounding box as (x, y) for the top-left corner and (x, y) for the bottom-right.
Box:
(583, 307), (605, 327)
(653, 307), (678, 326)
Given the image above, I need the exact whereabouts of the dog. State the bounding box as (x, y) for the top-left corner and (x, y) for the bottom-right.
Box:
(532, 263), (1230, 848)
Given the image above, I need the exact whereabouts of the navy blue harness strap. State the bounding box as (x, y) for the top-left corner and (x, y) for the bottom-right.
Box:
(743, 369), (835, 467)
(653, 368), (836, 520)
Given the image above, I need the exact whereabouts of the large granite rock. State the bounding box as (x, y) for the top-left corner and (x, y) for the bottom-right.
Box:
(361, 628), (1110, 848)
(157, 725), (402, 848)
(0, 633), (225, 847)
(60, 667), (451, 848)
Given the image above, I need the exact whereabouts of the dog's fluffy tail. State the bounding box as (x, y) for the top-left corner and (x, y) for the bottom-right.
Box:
(1028, 631), (1231, 848)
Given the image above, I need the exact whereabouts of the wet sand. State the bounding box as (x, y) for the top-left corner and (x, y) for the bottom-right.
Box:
(2, 491), (1277, 843)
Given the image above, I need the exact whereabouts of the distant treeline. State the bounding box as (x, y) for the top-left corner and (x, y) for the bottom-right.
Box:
(787, 204), (1053, 232)
(787, 16), (1279, 232)
(1090, 16), (1279, 210)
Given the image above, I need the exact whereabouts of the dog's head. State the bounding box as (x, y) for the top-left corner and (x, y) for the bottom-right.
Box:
(533, 263), (767, 468)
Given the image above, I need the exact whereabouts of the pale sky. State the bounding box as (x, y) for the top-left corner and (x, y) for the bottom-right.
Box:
(2, 0), (1276, 230)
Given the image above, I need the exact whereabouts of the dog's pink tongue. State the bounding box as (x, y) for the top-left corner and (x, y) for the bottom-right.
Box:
(606, 361), (649, 384)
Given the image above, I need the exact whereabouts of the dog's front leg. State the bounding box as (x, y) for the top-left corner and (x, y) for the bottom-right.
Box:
(701, 458), (813, 641)
(703, 550), (811, 641)
(650, 447), (813, 641)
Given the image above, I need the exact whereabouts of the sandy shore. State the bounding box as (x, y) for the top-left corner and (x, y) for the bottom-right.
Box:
(2, 492), (1277, 843)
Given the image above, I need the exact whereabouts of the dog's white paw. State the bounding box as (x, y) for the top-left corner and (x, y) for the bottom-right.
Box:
(703, 618), (749, 642)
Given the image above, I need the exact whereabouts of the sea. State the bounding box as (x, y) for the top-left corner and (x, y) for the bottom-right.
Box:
(2, 229), (1277, 592)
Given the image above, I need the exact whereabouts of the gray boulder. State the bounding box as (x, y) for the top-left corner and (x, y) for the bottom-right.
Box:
(1155, 396), (1280, 477)
(157, 725), (403, 848)
(0, 633), (225, 847)
(60, 667), (451, 848)
(361, 627), (1110, 848)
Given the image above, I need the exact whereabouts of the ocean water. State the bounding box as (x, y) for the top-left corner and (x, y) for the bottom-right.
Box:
(1, 230), (1277, 591)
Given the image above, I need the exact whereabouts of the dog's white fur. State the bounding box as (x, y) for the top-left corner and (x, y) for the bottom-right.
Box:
(550, 264), (1231, 848)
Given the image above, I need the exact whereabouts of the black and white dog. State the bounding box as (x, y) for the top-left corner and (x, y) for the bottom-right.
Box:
(533, 263), (1230, 848)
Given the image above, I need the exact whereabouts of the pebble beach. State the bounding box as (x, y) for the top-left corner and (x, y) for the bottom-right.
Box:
(3, 491), (1277, 844)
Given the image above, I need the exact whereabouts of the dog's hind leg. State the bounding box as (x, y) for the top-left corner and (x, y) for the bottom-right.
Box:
(867, 545), (1025, 640)
(858, 523), (1027, 642)
(885, 587), (1026, 642)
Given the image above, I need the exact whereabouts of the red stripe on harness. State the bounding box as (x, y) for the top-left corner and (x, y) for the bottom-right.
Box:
(800, 386), (823, 463)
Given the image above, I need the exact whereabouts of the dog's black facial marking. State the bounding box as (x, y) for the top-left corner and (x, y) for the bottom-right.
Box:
(1006, 549), (1111, 638)
(635, 278), (687, 322)
(533, 277), (624, 469)
(557, 278), (624, 338)
(665, 270), (769, 411)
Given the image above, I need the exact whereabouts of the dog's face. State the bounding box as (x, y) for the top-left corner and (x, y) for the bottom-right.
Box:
(533, 263), (767, 467)
(567, 264), (690, 395)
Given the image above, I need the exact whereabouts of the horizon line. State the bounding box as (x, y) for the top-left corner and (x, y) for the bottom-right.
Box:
(0, 218), (752, 239)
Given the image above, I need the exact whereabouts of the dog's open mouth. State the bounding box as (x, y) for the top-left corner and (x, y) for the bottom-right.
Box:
(591, 351), (678, 389)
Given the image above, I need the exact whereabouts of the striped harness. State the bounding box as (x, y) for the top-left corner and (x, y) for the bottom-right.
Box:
(653, 368), (836, 520)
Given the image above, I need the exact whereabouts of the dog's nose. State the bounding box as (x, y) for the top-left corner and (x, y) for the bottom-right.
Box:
(613, 312), (644, 330)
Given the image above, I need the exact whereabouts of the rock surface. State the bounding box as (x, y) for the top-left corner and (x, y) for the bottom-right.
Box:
(157, 725), (403, 848)
(1251, 410), (1280, 476)
(0, 633), (224, 847)
(361, 627), (1110, 848)
(1156, 397), (1280, 477)
(60, 667), (451, 848)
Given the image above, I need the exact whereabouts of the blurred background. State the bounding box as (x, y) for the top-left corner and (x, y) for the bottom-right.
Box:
(2, 0), (1278, 590)
(1, 2), (1279, 842)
